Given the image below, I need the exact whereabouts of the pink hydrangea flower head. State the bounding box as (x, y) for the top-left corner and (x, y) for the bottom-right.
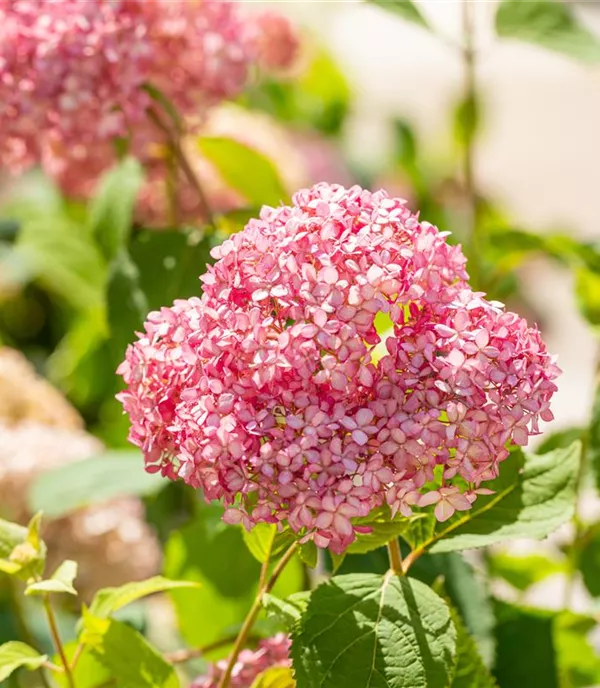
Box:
(118, 183), (560, 553)
(250, 12), (300, 72)
(192, 634), (291, 688)
(0, 0), (268, 188)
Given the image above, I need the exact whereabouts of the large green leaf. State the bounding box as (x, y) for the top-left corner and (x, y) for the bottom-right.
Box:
(488, 552), (565, 592)
(449, 608), (496, 688)
(88, 157), (144, 263)
(28, 451), (165, 518)
(367, 0), (428, 29)
(496, 0), (600, 63)
(198, 137), (288, 207)
(404, 442), (580, 557)
(0, 641), (47, 682)
(54, 640), (111, 688)
(242, 524), (296, 564)
(82, 615), (178, 688)
(88, 576), (199, 620)
(292, 573), (456, 688)
(250, 667), (295, 688)
(262, 591), (310, 632)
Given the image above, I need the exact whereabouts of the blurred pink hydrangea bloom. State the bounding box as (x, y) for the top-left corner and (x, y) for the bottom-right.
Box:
(0, 0), (297, 185)
(192, 634), (291, 688)
(118, 183), (560, 554)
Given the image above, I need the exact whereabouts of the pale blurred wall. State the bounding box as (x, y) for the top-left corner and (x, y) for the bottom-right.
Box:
(247, 0), (600, 433)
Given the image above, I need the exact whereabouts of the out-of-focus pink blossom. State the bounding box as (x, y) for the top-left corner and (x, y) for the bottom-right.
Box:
(118, 183), (560, 553)
(0, 0), (295, 191)
(192, 634), (291, 688)
(250, 12), (300, 73)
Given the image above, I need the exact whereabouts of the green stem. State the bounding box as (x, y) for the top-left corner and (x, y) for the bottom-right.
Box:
(43, 594), (75, 688)
(216, 542), (299, 688)
(387, 538), (404, 575)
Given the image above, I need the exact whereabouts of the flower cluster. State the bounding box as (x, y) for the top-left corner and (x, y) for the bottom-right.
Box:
(118, 183), (560, 553)
(0, 0), (297, 192)
(192, 634), (291, 688)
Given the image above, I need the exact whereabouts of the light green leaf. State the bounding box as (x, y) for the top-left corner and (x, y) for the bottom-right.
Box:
(82, 615), (178, 688)
(575, 268), (600, 326)
(0, 513), (47, 581)
(297, 541), (318, 569)
(292, 573), (456, 688)
(346, 508), (420, 555)
(88, 157), (144, 262)
(366, 0), (429, 29)
(262, 592), (310, 632)
(242, 524), (296, 564)
(454, 92), (480, 149)
(449, 608), (496, 688)
(554, 611), (600, 687)
(488, 552), (565, 592)
(54, 640), (111, 688)
(89, 576), (200, 620)
(28, 450), (165, 518)
(0, 641), (48, 681)
(26, 560), (78, 596)
(198, 136), (288, 207)
(250, 667), (295, 688)
(0, 518), (29, 560)
(405, 442), (580, 557)
(496, 0), (600, 63)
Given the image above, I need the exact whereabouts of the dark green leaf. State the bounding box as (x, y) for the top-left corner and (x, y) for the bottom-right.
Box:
(537, 427), (583, 455)
(346, 509), (419, 555)
(198, 137), (288, 207)
(88, 158), (144, 263)
(298, 541), (318, 569)
(262, 591), (310, 631)
(26, 560), (78, 596)
(449, 607), (496, 688)
(88, 577), (199, 620)
(496, 0), (600, 63)
(406, 442), (580, 556)
(292, 573), (456, 688)
(82, 615), (178, 688)
(0, 642), (47, 682)
(367, 0), (429, 29)
(578, 525), (600, 597)
(28, 451), (165, 518)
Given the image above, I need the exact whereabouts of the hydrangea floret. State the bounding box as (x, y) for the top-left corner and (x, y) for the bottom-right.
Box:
(118, 183), (560, 554)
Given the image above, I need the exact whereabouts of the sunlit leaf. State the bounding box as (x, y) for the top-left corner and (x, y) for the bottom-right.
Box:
(367, 0), (429, 29)
(0, 642), (47, 682)
(26, 560), (78, 596)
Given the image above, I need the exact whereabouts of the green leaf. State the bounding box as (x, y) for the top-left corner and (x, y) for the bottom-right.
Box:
(28, 450), (165, 518)
(88, 157), (144, 263)
(449, 607), (496, 688)
(405, 442), (580, 556)
(367, 0), (429, 29)
(297, 541), (318, 569)
(106, 248), (148, 365)
(0, 641), (47, 682)
(0, 513), (47, 581)
(488, 552), (565, 592)
(26, 560), (78, 596)
(129, 229), (213, 312)
(292, 573), (456, 688)
(0, 519), (29, 561)
(537, 427), (583, 455)
(242, 524), (296, 564)
(198, 137), (288, 207)
(554, 611), (600, 687)
(493, 600), (558, 688)
(575, 268), (600, 326)
(15, 217), (106, 312)
(82, 615), (178, 688)
(578, 525), (600, 598)
(54, 640), (111, 688)
(88, 576), (200, 620)
(262, 592), (310, 631)
(346, 509), (420, 555)
(496, 0), (600, 63)
(454, 93), (480, 149)
(250, 667), (295, 688)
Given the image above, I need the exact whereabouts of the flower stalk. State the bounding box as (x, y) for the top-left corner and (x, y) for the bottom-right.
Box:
(43, 593), (75, 688)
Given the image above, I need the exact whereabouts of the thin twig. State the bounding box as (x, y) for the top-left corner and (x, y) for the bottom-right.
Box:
(43, 594), (75, 688)
(165, 634), (242, 664)
(216, 542), (300, 688)
(146, 106), (215, 227)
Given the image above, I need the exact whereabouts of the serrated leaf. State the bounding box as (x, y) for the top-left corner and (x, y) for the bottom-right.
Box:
(250, 667), (295, 688)
(82, 615), (178, 688)
(262, 592), (310, 631)
(292, 573), (456, 688)
(496, 0), (600, 63)
(367, 0), (429, 29)
(346, 509), (419, 555)
(405, 442), (580, 557)
(198, 137), (288, 207)
(297, 541), (318, 569)
(26, 560), (78, 596)
(0, 641), (48, 681)
(242, 524), (296, 564)
(28, 450), (165, 518)
(88, 576), (200, 620)
(449, 607), (496, 688)
(88, 157), (144, 262)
